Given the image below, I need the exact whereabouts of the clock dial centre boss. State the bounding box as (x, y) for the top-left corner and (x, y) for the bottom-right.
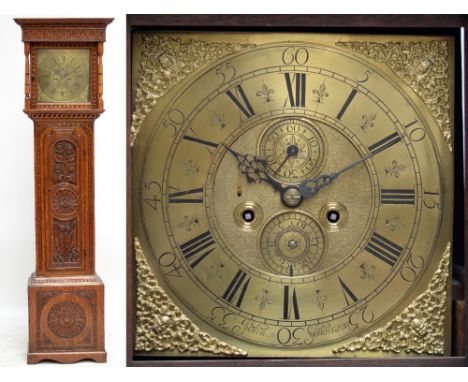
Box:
(131, 33), (453, 357)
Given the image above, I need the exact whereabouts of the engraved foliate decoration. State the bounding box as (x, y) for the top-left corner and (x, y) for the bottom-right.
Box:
(134, 237), (247, 356)
(336, 40), (452, 151)
(333, 242), (451, 355)
(48, 301), (86, 339)
(131, 35), (256, 146)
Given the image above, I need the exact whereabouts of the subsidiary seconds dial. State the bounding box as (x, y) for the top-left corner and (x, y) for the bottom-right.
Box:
(259, 118), (325, 183)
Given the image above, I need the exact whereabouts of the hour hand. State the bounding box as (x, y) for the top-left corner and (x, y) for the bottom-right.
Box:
(223, 144), (284, 192)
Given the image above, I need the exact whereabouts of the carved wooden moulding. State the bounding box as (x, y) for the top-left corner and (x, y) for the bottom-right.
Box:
(16, 18), (112, 364)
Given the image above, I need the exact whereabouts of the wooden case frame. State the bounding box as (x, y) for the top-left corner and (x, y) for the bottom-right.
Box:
(126, 14), (468, 366)
(16, 18), (112, 364)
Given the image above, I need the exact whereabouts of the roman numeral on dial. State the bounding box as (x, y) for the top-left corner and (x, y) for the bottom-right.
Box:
(180, 230), (216, 269)
(222, 269), (251, 308)
(225, 85), (255, 119)
(283, 286), (300, 320)
(338, 277), (359, 306)
(365, 231), (403, 267)
(336, 88), (357, 120)
(284, 73), (306, 107)
(368, 132), (401, 154)
(168, 188), (204, 204)
(381, 189), (415, 205)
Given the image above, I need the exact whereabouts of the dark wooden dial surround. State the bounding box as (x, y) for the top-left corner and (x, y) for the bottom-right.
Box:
(15, 18), (112, 364)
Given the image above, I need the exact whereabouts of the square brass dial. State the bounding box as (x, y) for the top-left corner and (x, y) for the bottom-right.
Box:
(37, 48), (90, 104)
(130, 30), (455, 360)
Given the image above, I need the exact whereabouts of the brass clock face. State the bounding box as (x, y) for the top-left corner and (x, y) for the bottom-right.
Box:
(132, 33), (453, 357)
(37, 49), (90, 103)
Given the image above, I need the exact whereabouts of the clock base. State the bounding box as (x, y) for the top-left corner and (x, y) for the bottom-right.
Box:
(27, 351), (107, 364)
(27, 273), (106, 364)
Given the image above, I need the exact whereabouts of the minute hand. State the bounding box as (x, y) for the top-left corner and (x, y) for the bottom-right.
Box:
(298, 133), (400, 198)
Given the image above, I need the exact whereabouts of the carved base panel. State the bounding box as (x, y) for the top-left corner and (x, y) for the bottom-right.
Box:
(27, 273), (106, 364)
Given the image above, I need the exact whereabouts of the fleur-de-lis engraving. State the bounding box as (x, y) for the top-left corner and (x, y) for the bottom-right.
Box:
(312, 82), (329, 103)
(206, 261), (225, 281)
(312, 289), (327, 312)
(255, 289), (273, 313)
(210, 112), (226, 129)
(359, 262), (376, 280)
(385, 160), (407, 178)
(256, 83), (274, 103)
(176, 215), (199, 231)
(182, 160), (200, 176)
(360, 113), (377, 131)
(385, 216), (404, 232)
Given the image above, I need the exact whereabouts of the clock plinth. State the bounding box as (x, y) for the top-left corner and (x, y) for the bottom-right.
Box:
(27, 273), (105, 364)
(15, 18), (112, 364)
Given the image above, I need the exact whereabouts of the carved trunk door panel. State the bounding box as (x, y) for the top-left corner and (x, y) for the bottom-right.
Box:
(35, 122), (94, 275)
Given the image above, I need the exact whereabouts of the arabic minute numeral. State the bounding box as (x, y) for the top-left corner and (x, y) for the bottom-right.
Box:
(142, 181), (161, 211)
(215, 61), (236, 85)
(276, 327), (312, 346)
(281, 47), (310, 65)
(158, 251), (182, 277)
(423, 190), (440, 210)
(404, 120), (426, 142)
(400, 252), (425, 282)
(356, 70), (373, 83)
(349, 305), (375, 326)
(161, 109), (186, 137)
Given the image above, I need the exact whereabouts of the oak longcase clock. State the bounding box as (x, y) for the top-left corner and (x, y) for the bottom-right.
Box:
(16, 18), (112, 364)
(128, 15), (467, 366)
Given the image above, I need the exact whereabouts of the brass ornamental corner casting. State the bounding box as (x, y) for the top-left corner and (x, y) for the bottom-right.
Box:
(336, 40), (452, 151)
(131, 35), (256, 146)
(333, 242), (451, 355)
(134, 237), (248, 356)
